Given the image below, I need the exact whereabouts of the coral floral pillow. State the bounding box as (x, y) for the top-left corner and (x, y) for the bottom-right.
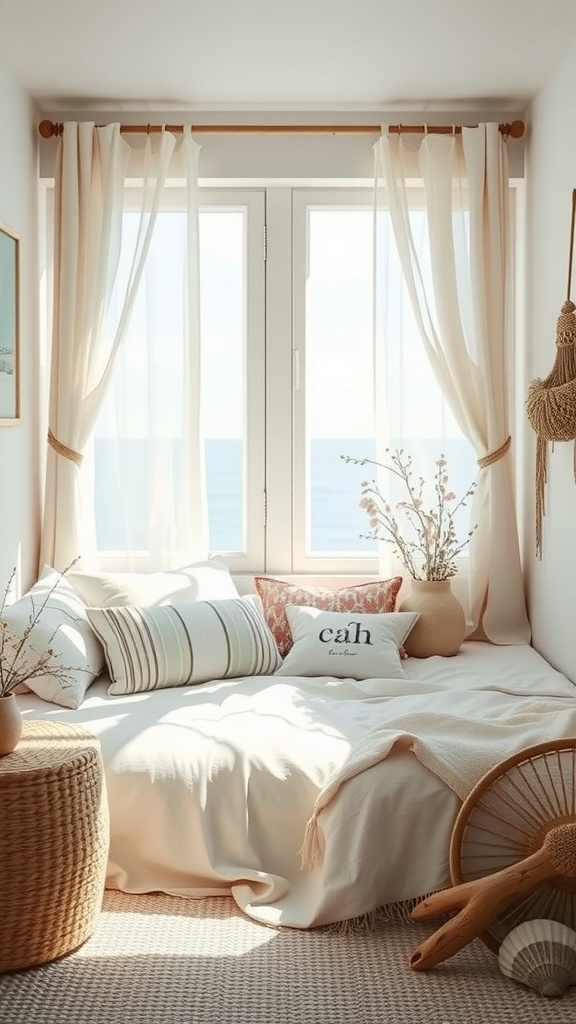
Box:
(253, 576), (403, 657)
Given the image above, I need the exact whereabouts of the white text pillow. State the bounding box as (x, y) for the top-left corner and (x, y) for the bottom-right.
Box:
(276, 606), (419, 680)
(1, 568), (105, 708)
(86, 595), (282, 695)
(68, 555), (239, 607)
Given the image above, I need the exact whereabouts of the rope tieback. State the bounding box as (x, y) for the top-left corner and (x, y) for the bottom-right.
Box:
(477, 435), (511, 470)
(47, 427), (83, 466)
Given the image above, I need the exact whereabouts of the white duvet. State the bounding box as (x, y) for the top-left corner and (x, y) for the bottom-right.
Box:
(18, 642), (576, 929)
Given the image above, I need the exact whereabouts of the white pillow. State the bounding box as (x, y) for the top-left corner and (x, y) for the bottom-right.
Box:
(86, 595), (282, 696)
(275, 606), (419, 680)
(68, 555), (239, 607)
(1, 568), (105, 708)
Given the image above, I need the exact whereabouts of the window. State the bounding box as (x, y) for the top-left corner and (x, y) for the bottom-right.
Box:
(93, 189), (265, 571)
(293, 194), (377, 571)
(89, 184), (478, 574)
(290, 190), (478, 574)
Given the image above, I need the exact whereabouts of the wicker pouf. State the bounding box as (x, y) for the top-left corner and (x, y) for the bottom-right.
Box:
(0, 719), (109, 972)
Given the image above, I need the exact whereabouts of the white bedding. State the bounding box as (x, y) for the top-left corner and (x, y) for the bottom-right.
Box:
(18, 641), (576, 929)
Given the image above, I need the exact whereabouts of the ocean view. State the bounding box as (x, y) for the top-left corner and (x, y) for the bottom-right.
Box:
(204, 437), (379, 553)
(95, 437), (475, 555)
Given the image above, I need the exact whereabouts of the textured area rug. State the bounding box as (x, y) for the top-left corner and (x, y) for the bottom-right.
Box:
(0, 891), (575, 1024)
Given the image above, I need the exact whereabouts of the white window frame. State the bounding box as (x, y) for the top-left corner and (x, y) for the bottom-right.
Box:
(289, 187), (378, 575)
(95, 186), (267, 574)
(39, 177), (522, 580)
(195, 187), (267, 575)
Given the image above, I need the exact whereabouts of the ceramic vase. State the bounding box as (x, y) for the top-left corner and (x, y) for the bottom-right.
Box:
(0, 693), (22, 756)
(398, 578), (466, 658)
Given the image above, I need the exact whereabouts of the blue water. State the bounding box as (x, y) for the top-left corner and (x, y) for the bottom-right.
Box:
(95, 437), (475, 555)
(310, 439), (377, 552)
(205, 437), (378, 553)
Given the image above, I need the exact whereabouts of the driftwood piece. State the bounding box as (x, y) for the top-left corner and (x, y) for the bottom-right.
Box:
(409, 822), (576, 972)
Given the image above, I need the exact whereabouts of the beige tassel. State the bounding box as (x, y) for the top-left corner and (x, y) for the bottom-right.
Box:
(534, 434), (548, 561)
(299, 814), (323, 870)
(526, 191), (576, 558)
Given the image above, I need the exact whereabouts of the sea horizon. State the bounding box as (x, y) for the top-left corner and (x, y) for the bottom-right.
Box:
(95, 436), (475, 556)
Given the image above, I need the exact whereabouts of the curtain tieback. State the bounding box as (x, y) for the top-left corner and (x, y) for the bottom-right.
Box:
(477, 435), (511, 469)
(47, 428), (83, 465)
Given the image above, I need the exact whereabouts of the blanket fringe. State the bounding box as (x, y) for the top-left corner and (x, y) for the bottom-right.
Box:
(319, 890), (448, 935)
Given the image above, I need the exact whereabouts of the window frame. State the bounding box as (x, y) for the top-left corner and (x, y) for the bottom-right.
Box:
(289, 187), (378, 575)
(39, 177), (522, 579)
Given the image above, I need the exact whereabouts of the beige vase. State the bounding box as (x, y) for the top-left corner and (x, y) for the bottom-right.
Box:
(0, 693), (23, 756)
(398, 578), (466, 658)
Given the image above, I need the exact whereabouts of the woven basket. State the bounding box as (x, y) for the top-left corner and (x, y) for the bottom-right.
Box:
(526, 300), (576, 444)
(0, 719), (109, 972)
(525, 188), (576, 559)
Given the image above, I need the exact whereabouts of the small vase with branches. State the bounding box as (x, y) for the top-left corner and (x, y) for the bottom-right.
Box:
(0, 561), (82, 754)
(342, 449), (477, 656)
(0, 562), (82, 699)
(341, 449), (477, 581)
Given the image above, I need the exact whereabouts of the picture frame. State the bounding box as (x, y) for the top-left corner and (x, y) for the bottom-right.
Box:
(0, 222), (20, 423)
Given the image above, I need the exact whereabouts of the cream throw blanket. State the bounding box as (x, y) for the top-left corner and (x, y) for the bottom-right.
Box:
(301, 690), (576, 868)
(18, 640), (576, 929)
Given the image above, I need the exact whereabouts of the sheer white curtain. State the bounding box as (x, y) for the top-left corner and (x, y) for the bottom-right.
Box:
(92, 141), (206, 570)
(374, 123), (530, 644)
(41, 122), (206, 572)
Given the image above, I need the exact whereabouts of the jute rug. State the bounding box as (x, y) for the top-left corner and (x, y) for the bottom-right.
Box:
(1, 891), (575, 1024)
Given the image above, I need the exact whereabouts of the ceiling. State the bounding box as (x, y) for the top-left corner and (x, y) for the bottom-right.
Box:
(1, 0), (576, 114)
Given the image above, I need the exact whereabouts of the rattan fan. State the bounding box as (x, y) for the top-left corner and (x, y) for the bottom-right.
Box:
(526, 190), (576, 558)
(409, 739), (576, 971)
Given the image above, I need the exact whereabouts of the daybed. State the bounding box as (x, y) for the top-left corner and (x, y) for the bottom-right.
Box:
(7, 557), (576, 930)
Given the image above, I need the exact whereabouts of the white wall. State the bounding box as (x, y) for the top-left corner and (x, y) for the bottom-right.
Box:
(524, 40), (576, 678)
(0, 60), (41, 597)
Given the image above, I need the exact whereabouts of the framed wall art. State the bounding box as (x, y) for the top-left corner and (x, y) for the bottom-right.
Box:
(0, 222), (20, 423)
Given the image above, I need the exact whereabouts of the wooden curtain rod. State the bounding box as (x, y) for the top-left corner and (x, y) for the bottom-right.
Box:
(38, 119), (525, 140)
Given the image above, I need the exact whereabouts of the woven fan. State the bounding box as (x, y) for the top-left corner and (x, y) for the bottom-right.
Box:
(526, 189), (576, 558)
(409, 739), (576, 971)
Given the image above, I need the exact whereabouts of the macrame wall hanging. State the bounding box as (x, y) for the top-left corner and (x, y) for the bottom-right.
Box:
(526, 188), (576, 558)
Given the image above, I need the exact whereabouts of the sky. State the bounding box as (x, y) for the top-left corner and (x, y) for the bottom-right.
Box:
(98, 202), (462, 448)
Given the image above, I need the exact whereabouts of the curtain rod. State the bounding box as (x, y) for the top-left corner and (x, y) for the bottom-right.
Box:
(38, 119), (525, 140)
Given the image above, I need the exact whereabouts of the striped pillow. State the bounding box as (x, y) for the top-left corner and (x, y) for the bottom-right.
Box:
(86, 595), (282, 695)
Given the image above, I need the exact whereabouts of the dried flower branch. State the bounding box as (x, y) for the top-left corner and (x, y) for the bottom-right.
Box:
(342, 449), (477, 581)
(0, 559), (81, 697)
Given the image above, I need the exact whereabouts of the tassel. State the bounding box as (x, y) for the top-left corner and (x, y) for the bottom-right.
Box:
(526, 192), (576, 558)
(535, 433), (548, 560)
(299, 814), (322, 870)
